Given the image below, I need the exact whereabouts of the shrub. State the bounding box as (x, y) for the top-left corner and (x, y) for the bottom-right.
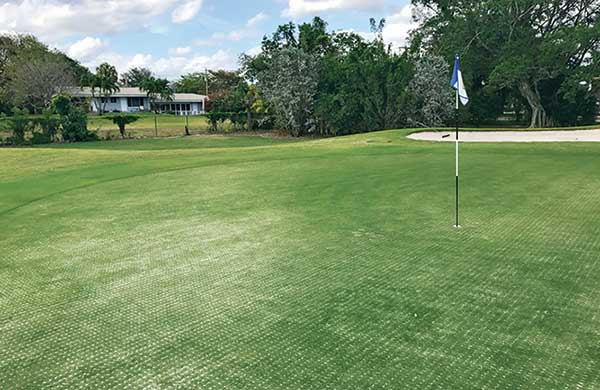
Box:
(51, 93), (72, 116)
(206, 112), (227, 132)
(9, 108), (30, 145)
(229, 112), (247, 130)
(61, 108), (98, 142)
(30, 131), (52, 145)
(34, 109), (60, 142)
(110, 115), (139, 138)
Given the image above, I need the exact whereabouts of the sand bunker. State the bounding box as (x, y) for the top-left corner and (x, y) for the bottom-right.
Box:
(408, 130), (600, 143)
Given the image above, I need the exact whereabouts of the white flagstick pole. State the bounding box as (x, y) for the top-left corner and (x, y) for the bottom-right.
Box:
(454, 87), (460, 228)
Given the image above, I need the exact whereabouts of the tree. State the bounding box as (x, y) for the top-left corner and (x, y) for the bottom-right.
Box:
(82, 63), (120, 115)
(61, 107), (98, 142)
(8, 51), (76, 113)
(140, 76), (173, 112)
(411, 0), (600, 127)
(111, 115), (139, 138)
(140, 76), (173, 136)
(1, 34), (81, 114)
(51, 93), (72, 116)
(1, 35), (47, 114)
(120, 67), (153, 87)
(174, 72), (207, 95)
(95, 63), (120, 115)
(174, 70), (243, 100)
(258, 47), (319, 136)
(244, 17), (413, 136)
(409, 55), (454, 127)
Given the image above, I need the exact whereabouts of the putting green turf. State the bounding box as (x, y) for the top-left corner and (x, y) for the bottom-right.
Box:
(1, 130), (600, 388)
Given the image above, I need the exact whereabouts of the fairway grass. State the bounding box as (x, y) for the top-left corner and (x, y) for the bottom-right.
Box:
(1, 131), (600, 388)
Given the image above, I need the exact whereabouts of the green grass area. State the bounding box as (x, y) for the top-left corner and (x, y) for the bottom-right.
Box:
(87, 113), (223, 138)
(0, 113), (235, 140)
(1, 112), (598, 142)
(1, 131), (600, 388)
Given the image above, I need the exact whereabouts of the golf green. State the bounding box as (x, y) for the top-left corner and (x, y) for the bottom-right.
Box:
(1, 130), (599, 388)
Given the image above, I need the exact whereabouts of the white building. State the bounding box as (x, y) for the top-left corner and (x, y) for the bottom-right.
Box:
(70, 87), (207, 116)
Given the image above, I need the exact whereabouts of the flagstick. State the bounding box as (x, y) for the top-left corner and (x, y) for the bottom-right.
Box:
(454, 88), (460, 228)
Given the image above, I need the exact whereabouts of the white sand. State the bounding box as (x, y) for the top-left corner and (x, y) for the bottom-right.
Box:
(407, 130), (600, 143)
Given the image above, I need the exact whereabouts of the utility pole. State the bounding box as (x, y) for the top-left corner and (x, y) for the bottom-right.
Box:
(205, 68), (209, 97)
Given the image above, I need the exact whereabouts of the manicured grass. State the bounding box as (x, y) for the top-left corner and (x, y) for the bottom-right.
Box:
(1, 130), (600, 388)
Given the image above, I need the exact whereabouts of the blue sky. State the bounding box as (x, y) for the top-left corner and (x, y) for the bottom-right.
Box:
(0, 0), (414, 79)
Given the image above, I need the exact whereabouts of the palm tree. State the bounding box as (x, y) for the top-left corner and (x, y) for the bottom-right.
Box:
(140, 76), (173, 136)
(93, 63), (119, 115)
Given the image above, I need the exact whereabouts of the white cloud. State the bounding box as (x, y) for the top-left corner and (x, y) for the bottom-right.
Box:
(334, 5), (416, 50)
(0, 0), (191, 40)
(66, 37), (106, 62)
(169, 46), (192, 55)
(153, 50), (238, 78)
(171, 0), (203, 24)
(282, 0), (384, 17)
(247, 12), (269, 27)
(211, 29), (254, 42)
(245, 46), (262, 57)
(195, 13), (267, 46)
(382, 5), (417, 49)
(78, 48), (237, 80)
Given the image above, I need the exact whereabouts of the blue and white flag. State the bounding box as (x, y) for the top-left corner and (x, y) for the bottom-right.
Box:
(451, 55), (469, 106)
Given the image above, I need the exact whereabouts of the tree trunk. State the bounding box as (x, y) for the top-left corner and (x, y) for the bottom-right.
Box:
(246, 111), (252, 131)
(518, 81), (551, 128)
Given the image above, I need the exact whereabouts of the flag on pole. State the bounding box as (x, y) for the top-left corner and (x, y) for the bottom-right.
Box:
(450, 54), (468, 228)
(451, 55), (469, 106)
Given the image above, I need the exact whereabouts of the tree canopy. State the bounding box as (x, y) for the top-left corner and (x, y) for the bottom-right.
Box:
(120, 67), (153, 87)
(0, 34), (90, 114)
(140, 76), (173, 112)
(243, 17), (415, 136)
(411, 0), (600, 127)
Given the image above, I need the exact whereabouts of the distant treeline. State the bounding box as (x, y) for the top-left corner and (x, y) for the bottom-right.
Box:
(1, 0), (598, 142)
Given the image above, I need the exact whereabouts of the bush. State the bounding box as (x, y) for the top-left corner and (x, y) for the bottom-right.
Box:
(9, 108), (31, 145)
(30, 131), (52, 145)
(205, 112), (227, 132)
(51, 93), (72, 116)
(34, 109), (60, 142)
(205, 112), (257, 132)
(61, 108), (98, 142)
(229, 112), (247, 130)
(254, 114), (275, 130)
(111, 114), (139, 138)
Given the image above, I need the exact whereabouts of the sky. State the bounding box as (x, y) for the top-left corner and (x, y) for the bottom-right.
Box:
(0, 0), (416, 80)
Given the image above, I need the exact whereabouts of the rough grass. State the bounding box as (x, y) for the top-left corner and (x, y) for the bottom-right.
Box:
(0, 113), (234, 140)
(86, 113), (224, 138)
(1, 130), (600, 388)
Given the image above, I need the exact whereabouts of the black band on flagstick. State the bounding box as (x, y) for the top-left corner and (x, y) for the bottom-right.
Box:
(456, 176), (459, 227)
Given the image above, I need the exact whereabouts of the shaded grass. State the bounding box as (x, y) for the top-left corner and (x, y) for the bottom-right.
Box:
(1, 130), (600, 388)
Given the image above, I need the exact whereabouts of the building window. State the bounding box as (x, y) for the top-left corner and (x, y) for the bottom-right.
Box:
(110, 97), (117, 103)
(127, 97), (142, 107)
